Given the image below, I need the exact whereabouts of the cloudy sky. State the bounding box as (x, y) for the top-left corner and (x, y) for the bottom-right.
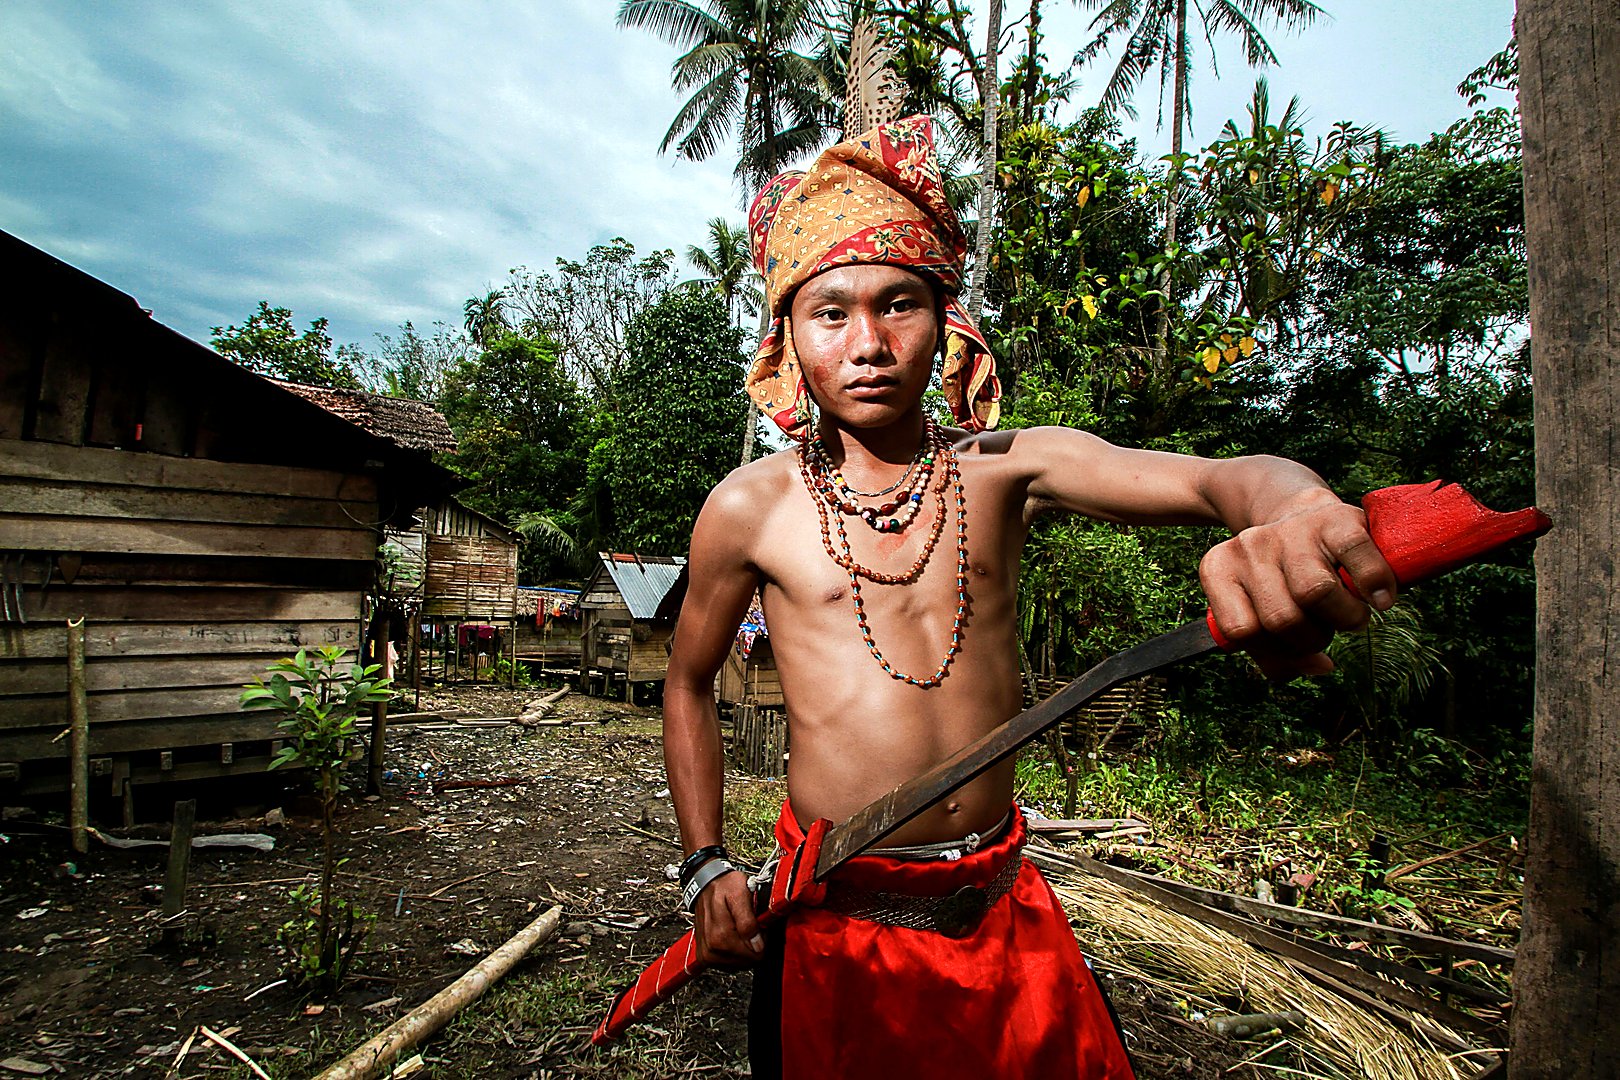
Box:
(0, 0), (1514, 357)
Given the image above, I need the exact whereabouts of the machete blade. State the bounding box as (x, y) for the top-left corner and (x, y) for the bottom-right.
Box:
(814, 617), (1218, 879)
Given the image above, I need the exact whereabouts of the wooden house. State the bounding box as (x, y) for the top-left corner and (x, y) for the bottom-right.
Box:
(577, 553), (685, 701)
(514, 585), (582, 674)
(716, 599), (782, 708)
(716, 598), (787, 777)
(0, 229), (459, 801)
(367, 495), (520, 685)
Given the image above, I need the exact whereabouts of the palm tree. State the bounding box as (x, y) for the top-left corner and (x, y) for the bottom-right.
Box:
(1073, 0), (1322, 360)
(619, 0), (835, 463)
(617, 0), (835, 193)
(462, 289), (509, 349)
(684, 217), (762, 325)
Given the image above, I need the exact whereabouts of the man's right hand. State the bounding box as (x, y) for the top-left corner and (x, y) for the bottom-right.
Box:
(694, 869), (765, 967)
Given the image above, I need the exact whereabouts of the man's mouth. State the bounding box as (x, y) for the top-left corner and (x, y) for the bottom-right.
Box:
(847, 377), (898, 395)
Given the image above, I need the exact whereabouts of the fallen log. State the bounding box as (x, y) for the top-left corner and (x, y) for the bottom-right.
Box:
(1208, 1010), (1307, 1039)
(518, 686), (572, 725)
(313, 904), (563, 1080)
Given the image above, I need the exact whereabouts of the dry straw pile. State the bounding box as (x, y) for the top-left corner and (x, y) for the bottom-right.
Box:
(1049, 870), (1498, 1080)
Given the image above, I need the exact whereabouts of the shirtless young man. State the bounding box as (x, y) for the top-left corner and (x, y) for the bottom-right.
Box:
(662, 118), (1396, 1079)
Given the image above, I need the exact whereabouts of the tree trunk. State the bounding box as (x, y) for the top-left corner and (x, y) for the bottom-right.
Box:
(740, 302), (771, 464)
(1511, 3), (1620, 1075)
(964, 0), (1003, 321)
(1150, 0), (1189, 383)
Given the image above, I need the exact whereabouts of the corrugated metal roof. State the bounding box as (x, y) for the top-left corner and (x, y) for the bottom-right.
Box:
(593, 553), (688, 619)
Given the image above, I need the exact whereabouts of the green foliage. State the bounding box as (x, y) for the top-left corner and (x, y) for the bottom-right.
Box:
(506, 238), (677, 397)
(1016, 745), (1526, 923)
(584, 288), (748, 552)
(683, 217), (762, 324)
(241, 647), (390, 993)
(211, 301), (365, 388)
(440, 331), (588, 582)
(1325, 603), (1444, 733)
(276, 881), (376, 991)
(370, 319), (468, 403)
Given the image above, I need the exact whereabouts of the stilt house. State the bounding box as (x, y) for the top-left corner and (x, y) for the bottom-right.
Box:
(0, 229), (458, 801)
(578, 553), (685, 699)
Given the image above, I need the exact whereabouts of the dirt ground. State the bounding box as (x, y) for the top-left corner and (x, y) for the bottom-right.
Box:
(0, 683), (1238, 1079)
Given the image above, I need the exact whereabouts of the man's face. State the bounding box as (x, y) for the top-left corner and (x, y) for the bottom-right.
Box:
(788, 264), (940, 430)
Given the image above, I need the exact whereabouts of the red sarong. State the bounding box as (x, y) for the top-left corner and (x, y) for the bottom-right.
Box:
(772, 805), (1136, 1079)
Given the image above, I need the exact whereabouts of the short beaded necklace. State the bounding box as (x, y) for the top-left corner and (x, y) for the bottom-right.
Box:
(798, 420), (970, 688)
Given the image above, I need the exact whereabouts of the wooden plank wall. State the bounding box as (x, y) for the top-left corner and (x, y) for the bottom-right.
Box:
(0, 438), (375, 761)
(730, 704), (788, 778)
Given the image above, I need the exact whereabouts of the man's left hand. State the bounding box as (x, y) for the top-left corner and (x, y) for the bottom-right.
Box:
(1199, 495), (1397, 680)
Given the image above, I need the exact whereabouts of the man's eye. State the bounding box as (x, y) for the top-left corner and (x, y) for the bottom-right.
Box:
(816, 309), (846, 322)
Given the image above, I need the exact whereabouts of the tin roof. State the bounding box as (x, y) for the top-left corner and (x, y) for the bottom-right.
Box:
(589, 553), (688, 620)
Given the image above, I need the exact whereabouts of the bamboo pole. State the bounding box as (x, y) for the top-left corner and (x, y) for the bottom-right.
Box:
(313, 904), (563, 1080)
(67, 617), (89, 855)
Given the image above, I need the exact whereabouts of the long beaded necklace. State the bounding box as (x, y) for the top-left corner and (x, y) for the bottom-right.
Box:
(798, 421), (970, 688)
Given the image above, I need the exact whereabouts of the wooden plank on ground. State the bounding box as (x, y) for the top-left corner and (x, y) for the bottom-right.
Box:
(0, 515), (375, 561)
(0, 478), (367, 529)
(0, 437), (377, 501)
(0, 620), (358, 660)
(26, 587), (361, 623)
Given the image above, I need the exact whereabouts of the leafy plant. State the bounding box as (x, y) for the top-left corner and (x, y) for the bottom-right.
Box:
(241, 647), (391, 992)
(277, 881), (375, 992)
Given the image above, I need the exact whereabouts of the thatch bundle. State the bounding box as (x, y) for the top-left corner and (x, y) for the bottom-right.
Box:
(1048, 870), (1497, 1080)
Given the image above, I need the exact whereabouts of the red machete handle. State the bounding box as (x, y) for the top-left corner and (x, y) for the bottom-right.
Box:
(1204, 480), (1552, 650)
(598, 481), (1550, 1045)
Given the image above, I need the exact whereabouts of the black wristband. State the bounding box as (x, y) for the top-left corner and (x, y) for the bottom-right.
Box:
(678, 845), (728, 887)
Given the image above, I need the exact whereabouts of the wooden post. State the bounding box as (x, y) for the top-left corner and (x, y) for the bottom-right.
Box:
(1513, 4), (1620, 1074)
(161, 798), (196, 949)
(66, 617), (89, 855)
(368, 614), (390, 795)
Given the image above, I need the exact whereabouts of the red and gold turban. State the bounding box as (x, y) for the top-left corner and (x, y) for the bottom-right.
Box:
(746, 115), (1001, 440)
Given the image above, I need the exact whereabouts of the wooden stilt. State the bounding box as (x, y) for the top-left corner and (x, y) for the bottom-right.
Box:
(161, 798), (197, 949)
(67, 617), (89, 855)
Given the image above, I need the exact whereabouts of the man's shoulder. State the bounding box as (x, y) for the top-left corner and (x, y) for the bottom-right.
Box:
(703, 448), (801, 518)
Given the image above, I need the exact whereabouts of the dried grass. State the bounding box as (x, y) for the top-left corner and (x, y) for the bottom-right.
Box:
(1046, 869), (1492, 1080)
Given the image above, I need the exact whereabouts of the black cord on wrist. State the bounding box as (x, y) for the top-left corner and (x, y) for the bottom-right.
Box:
(678, 844), (728, 888)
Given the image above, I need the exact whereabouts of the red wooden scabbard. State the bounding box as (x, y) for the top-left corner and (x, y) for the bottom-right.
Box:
(593, 818), (831, 1045)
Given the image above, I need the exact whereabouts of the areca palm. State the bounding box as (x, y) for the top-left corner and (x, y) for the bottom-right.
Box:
(684, 217), (762, 324)
(617, 0), (836, 193)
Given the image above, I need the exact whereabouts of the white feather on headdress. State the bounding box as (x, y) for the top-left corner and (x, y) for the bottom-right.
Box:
(843, 18), (905, 137)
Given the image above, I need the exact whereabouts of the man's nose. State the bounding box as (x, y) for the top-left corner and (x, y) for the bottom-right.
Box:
(847, 309), (889, 364)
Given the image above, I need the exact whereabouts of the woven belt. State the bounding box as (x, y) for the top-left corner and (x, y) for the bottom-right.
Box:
(822, 852), (1025, 938)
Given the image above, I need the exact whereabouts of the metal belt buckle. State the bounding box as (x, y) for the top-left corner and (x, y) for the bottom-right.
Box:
(931, 884), (989, 938)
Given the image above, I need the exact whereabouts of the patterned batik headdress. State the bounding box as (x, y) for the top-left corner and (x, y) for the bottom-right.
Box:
(745, 24), (1000, 440)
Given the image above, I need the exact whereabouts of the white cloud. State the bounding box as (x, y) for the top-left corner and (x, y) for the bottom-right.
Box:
(0, 0), (1515, 354)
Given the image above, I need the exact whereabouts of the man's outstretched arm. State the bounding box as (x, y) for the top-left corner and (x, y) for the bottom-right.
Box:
(1007, 427), (1397, 677)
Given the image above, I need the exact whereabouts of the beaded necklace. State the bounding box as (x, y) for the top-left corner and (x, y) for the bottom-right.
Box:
(798, 421), (970, 688)
(805, 429), (937, 532)
(808, 434), (927, 498)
